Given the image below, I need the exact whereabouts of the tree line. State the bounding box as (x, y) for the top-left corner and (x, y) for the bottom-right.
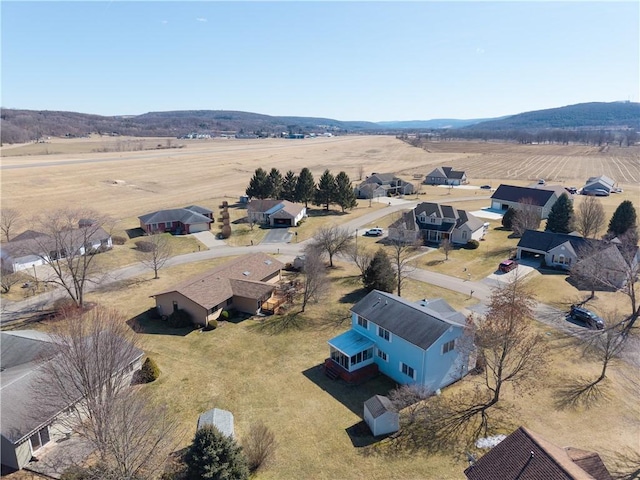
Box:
(245, 167), (357, 212)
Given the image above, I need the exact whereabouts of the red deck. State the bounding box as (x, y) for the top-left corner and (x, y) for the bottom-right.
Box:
(323, 358), (379, 384)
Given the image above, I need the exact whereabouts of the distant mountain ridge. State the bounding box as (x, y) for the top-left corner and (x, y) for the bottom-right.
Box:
(1, 101), (637, 144)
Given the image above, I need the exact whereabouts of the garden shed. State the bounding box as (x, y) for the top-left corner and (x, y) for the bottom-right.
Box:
(363, 395), (399, 437)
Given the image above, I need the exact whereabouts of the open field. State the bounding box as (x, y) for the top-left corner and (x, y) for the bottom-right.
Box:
(2, 136), (638, 222)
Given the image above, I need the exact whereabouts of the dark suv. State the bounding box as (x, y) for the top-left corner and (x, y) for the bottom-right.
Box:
(569, 305), (605, 330)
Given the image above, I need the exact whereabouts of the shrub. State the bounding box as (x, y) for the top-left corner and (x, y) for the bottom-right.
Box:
(502, 207), (517, 230)
(111, 235), (127, 245)
(220, 225), (232, 239)
(168, 309), (192, 328)
(135, 240), (156, 252)
(184, 425), (249, 480)
(203, 319), (218, 331)
(221, 310), (229, 320)
(465, 239), (480, 249)
(139, 357), (160, 383)
(242, 421), (277, 473)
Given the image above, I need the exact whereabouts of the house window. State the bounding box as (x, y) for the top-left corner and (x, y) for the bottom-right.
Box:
(349, 348), (373, 367)
(357, 316), (368, 329)
(442, 339), (455, 354)
(165, 222), (172, 228)
(29, 427), (50, 452)
(378, 326), (390, 341)
(377, 348), (388, 362)
(210, 305), (219, 314)
(462, 231), (468, 240)
(401, 362), (415, 380)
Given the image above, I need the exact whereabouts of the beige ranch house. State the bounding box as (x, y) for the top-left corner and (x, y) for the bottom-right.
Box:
(246, 199), (306, 227)
(153, 252), (284, 326)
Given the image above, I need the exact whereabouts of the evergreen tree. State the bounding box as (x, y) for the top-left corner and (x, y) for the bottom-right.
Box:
(363, 249), (396, 293)
(314, 170), (336, 211)
(281, 170), (297, 201)
(245, 168), (268, 199)
(502, 207), (517, 230)
(545, 193), (575, 233)
(295, 168), (316, 208)
(334, 171), (357, 212)
(265, 168), (283, 199)
(184, 425), (250, 480)
(608, 200), (637, 237)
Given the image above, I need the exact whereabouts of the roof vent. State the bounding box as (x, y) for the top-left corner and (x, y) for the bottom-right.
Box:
(243, 271), (250, 276)
(264, 260), (272, 265)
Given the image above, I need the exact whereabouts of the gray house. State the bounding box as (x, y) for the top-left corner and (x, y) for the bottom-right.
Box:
(0, 330), (143, 471)
(388, 203), (486, 245)
(424, 167), (467, 185)
(490, 184), (566, 220)
(582, 175), (616, 195)
(355, 173), (414, 198)
(246, 199), (306, 227)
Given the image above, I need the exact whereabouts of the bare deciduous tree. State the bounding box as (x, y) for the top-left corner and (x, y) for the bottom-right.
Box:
(387, 224), (420, 297)
(440, 237), (453, 260)
(300, 244), (329, 313)
(242, 421), (277, 473)
(511, 198), (542, 237)
(1, 267), (23, 293)
(137, 233), (173, 279)
(348, 241), (374, 278)
(34, 307), (180, 479)
(0, 207), (21, 242)
(310, 225), (353, 267)
(357, 164), (365, 181)
(24, 208), (114, 307)
(575, 195), (606, 239)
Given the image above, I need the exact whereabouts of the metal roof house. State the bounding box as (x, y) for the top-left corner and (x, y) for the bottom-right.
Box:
(325, 291), (471, 389)
(490, 184), (566, 220)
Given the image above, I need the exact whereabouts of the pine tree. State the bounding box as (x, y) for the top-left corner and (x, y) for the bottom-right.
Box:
(608, 200), (637, 237)
(265, 168), (283, 199)
(314, 170), (336, 211)
(245, 168), (268, 199)
(363, 249), (396, 293)
(545, 193), (575, 233)
(185, 425), (250, 480)
(295, 168), (315, 207)
(334, 171), (357, 212)
(281, 170), (297, 201)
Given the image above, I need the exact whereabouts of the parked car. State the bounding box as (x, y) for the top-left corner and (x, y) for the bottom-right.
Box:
(569, 305), (605, 330)
(538, 179), (546, 185)
(498, 259), (517, 273)
(480, 185), (492, 190)
(364, 227), (383, 237)
(565, 186), (577, 194)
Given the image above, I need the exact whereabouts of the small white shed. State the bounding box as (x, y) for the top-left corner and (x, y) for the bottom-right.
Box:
(197, 408), (235, 438)
(363, 395), (399, 437)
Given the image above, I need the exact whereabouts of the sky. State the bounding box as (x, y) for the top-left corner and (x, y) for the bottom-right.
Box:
(1, 1), (638, 122)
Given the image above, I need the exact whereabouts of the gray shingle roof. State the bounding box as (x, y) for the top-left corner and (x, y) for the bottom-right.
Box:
(364, 395), (394, 419)
(351, 290), (464, 350)
(517, 230), (588, 253)
(197, 408), (235, 438)
(138, 207), (212, 226)
(491, 184), (558, 206)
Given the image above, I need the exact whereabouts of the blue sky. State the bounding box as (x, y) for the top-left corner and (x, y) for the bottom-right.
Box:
(2, 1), (638, 121)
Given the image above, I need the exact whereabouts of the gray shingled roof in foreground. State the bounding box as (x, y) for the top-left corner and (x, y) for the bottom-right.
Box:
(364, 395), (394, 419)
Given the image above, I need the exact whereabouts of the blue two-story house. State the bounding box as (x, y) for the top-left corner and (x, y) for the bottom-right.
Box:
(325, 290), (471, 389)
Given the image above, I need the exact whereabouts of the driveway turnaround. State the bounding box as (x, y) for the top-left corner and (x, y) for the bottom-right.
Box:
(191, 231), (226, 248)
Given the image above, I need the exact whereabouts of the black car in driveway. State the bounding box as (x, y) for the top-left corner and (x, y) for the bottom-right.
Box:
(569, 305), (605, 330)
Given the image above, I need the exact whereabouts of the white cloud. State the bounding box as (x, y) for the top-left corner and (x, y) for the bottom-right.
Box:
(196, 17), (207, 22)
(476, 47), (485, 54)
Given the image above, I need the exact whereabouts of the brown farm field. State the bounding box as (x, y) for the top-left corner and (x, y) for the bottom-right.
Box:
(1, 136), (638, 221)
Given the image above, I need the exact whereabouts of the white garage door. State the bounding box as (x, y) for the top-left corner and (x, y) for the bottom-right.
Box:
(189, 223), (209, 233)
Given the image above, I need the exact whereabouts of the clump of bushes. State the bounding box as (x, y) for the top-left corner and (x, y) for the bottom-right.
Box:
(168, 309), (192, 328)
(243, 421), (277, 473)
(111, 235), (127, 245)
(464, 239), (480, 249)
(139, 357), (160, 383)
(220, 225), (232, 239)
(203, 318), (218, 331)
(135, 240), (155, 252)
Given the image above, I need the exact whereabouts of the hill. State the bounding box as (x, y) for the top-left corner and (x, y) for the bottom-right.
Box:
(464, 101), (640, 131)
(375, 118), (500, 129)
(0, 109), (380, 144)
